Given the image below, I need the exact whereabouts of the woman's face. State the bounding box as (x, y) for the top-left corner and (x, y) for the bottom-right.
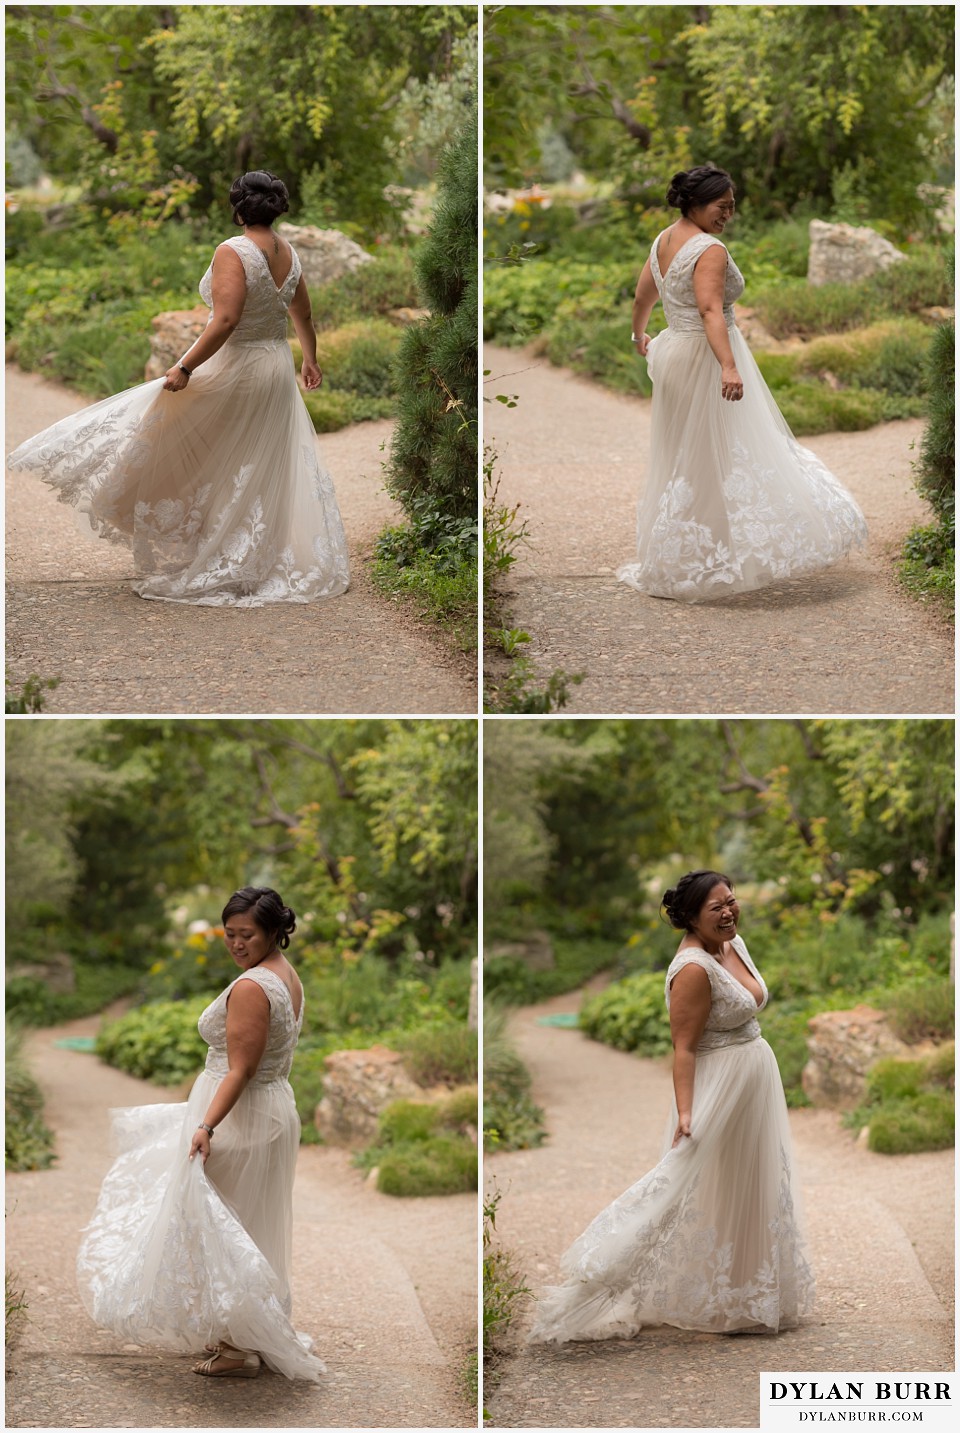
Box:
(691, 882), (740, 946)
(223, 910), (275, 969)
(689, 189), (736, 235)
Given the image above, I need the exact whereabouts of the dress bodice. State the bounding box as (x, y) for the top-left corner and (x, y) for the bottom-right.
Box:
(651, 231), (744, 334)
(198, 965), (304, 1084)
(665, 936), (767, 1051)
(199, 235), (302, 343)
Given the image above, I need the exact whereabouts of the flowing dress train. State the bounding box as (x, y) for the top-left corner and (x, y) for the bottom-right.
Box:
(77, 965), (323, 1380)
(7, 235), (349, 605)
(529, 939), (815, 1342)
(618, 231), (867, 601)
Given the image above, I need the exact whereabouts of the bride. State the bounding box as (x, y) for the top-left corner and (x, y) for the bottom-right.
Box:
(529, 870), (815, 1343)
(7, 171), (350, 606)
(619, 165), (867, 601)
(77, 887), (324, 1380)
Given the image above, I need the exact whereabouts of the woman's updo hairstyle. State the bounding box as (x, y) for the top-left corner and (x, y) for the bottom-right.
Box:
(661, 870), (734, 932)
(221, 886), (297, 949)
(229, 171), (290, 227)
(665, 165), (735, 217)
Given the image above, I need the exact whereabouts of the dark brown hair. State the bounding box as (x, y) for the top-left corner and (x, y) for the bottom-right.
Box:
(229, 171), (290, 227)
(221, 886), (296, 949)
(665, 166), (735, 217)
(661, 870), (735, 931)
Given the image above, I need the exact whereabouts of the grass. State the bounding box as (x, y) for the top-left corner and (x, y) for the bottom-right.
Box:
(5, 1024), (56, 1172)
(898, 526), (955, 620)
(393, 1022), (479, 1087)
(846, 1043), (955, 1154)
(483, 1184), (531, 1372)
(6, 1267), (28, 1347)
(483, 934), (618, 1004)
(482, 1005), (546, 1151)
(371, 538), (478, 657)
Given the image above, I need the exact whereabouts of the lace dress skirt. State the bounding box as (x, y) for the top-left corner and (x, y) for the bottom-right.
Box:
(76, 1069), (324, 1380)
(528, 1032), (815, 1342)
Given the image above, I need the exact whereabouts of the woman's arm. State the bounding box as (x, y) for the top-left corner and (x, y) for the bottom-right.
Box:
(162, 245), (247, 392)
(668, 963), (712, 1147)
(188, 980), (270, 1162)
(631, 258), (659, 355)
(692, 246), (743, 401)
(288, 276), (322, 391)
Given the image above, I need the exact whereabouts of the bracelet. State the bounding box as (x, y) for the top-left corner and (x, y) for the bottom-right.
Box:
(197, 1122), (214, 1137)
(178, 361), (192, 377)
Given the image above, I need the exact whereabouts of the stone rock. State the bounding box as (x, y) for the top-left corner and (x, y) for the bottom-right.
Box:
(144, 307), (208, 381)
(802, 1005), (912, 1109)
(920, 306), (955, 325)
(807, 220), (906, 288)
(276, 223), (374, 288)
(485, 929), (555, 972)
(314, 1045), (421, 1146)
(387, 306), (431, 326)
(6, 952), (75, 994)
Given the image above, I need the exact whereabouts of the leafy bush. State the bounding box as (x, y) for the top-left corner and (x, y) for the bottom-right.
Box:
(899, 524), (954, 618)
(310, 319), (402, 398)
(848, 1044), (955, 1154)
(483, 1005), (545, 1151)
(483, 936), (617, 1004)
(484, 1184), (531, 1363)
(95, 997), (209, 1085)
(879, 980), (955, 1043)
(393, 1022), (478, 1086)
(914, 319), (955, 530)
(579, 970), (673, 1056)
(751, 250), (951, 338)
(308, 248), (420, 330)
(362, 1087), (479, 1196)
(5, 1023), (56, 1171)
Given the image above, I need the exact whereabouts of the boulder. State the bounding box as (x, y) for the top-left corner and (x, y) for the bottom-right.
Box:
(802, 1005), (912, 1109)
(807, 220), (906, 287)
(144, 307), (209, 381)
(485, 929), (555, 972)
(276, 223), (374, 288)
(314, 1045), (421, 1146)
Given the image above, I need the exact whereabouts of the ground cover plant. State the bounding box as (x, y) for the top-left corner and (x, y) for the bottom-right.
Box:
(5, 1023), (56, 1172)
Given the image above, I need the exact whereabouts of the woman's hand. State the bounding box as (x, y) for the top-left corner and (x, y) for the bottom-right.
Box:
(301, 360), (323, 391)
(163, 365), (190, 393)
(189, 1127), (211, 1163)
(671, 1117), (692, 1149)
(633, 333), (652, 357)
(721, 366), (744, 401)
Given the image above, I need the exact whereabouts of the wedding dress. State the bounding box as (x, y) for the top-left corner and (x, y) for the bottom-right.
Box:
(618, 231), (867, 600)
(529, 938), (815, 1342)
(77, 965), (324, 1380)
(7, 235), (349, 605)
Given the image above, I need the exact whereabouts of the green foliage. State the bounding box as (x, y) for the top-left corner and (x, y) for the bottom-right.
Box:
(387, 109), (478, 532)
(880, 980), (955, 1044)
(309, 249), (420, 331)
(6, 1267), (28, 1347)
(393, 1023), (479, 1087)
(579, 971), (673, 1057)
(372, 518), (478, 656)
(899, 524), (954, 619)
(95, 998), (209, 1086)
(848, 1044), (955, 1154)
(4, 673), (61, 713)
(361, 1088), (478, 1197)
(308, 320), (402, 399)
(751, 252), (952, 339)
(5, 1024), (56, 1171)
(482, 1005), (546, 1152)
(4, 963), (143, 1028)
(914, 319), (955, 529)
(484, 937), (618, 1005)
(483, 1185), (531, 1363)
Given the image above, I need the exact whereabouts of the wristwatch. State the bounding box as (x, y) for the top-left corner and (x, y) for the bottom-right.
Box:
(178, 362), (192, 377)
(197, 1122), (214, 1137)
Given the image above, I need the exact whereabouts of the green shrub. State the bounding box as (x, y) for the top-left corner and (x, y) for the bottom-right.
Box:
(5, 1023), (56, 1171)
(483, 1184), (531, 1362)
(371, 538), (478, 655)
(579, 970), (673, 1056)
(308, 248), (420, 331)
(6, 1268), (28, 1347)
(483, 1005), (546, 1151)
(867, 1092), (954, 1154)
(5, 962), (144, 1027)
(751, 250), (951, 338)
(393, 1022), (478, 1086)
(312, 319), (402, 398)
(95, 997), (209, 1085)
(915, 319), (955, 530)
(880, 980), (955, 1043)
(375, 1134), (477, 1196)
(483, 936), (617, 1004)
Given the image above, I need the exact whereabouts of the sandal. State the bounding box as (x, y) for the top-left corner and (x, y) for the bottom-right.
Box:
(193, 1345), (261, 1378)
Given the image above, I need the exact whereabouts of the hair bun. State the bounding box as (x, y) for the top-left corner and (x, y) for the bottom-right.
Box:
(666, 171), (689, 209)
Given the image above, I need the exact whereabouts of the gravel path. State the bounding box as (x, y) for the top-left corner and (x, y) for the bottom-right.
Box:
(5, 1011), (476, 1428)
(484, 988), (954, 1429)
(5, 366), (476, 714)
(484, 345), (953, 714)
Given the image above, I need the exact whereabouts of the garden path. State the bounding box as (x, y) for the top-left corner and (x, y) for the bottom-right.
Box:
(5, 365), (476, 714)
(5, 1009), (476, 1428)
(484, 344), (953, 714)
(484, 987), (954, 1429)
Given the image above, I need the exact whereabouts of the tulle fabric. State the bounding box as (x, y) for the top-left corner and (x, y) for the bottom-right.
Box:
(76, 967), (323, 1381)
(529, 942), (815, 1344)
(618, 232), (867, 601)
(7, 237), (349, 606)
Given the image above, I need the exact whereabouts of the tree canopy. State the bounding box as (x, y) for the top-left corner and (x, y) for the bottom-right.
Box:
(6, 4), (477, 235)
(484, 5), (955, 223)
